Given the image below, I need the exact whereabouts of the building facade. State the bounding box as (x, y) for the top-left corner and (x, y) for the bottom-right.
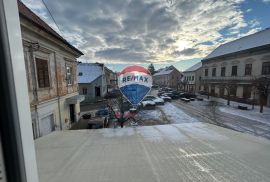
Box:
(19, 1), (84, 138)
(153, 65), (182, 89)
(182, 62), (202, 93)
(77, 63), (107, 103)
(104, 67), (118, 92)
(201, 28), (270, 106)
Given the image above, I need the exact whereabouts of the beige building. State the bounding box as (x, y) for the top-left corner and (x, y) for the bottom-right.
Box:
(105, 66), (118, 92)
(153, 65), (182, 89)
(182, 62), (202, 93)
(201, 28), (270, 106)
(19, 1), (84, 138)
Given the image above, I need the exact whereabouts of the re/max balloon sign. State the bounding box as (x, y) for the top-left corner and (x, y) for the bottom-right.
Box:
(118, 65), (152, 105)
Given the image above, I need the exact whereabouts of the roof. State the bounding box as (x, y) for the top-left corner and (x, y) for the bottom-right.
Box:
(183, 62), (202, 72)
(18, 1), (83, 56)
(203, 28), (270, 61)
(77, 63), (103, 83)
(35, 123), (270, 182)
(153, 65), (176, 76)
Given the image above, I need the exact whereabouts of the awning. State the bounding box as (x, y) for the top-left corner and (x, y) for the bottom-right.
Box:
(66, 95), (85, 104)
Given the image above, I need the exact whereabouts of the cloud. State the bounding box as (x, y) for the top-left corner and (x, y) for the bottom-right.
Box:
(21, 0), (261, 64)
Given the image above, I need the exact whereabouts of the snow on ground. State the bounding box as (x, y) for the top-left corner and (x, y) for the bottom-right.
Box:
(219, 107), (270, 126)
(138, 109), (162, 120)
(209, 97), (270, 126)
(159, 103), (198, 124)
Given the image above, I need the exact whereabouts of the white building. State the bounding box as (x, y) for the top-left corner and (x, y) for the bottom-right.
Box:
(77, 63), (107, 103)
(201, 28), (270, 106)
(19, 1), (84, 138)
(182, 62), (202, 93)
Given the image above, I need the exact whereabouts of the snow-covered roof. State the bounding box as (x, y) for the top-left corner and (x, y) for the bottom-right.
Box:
(77, 63), (103, 84)
(203, 28), (270, 61)
(183, 62), (202, 72)
(153, 66), (175, 76)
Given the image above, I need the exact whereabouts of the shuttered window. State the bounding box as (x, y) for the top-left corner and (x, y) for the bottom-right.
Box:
(36, 58), (50, 88)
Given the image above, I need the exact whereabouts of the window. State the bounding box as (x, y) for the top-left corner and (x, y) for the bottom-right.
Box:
(221, 67), (226, 77)
(231, 65), (237, 76)
(66, 66), (72, 85)
(192, 76), (194, 81)
(78, 72), (83, 76)
(262, 62), (270, 75)
(212, 68), (216, 77)
(36, 58), (50, 88)
(82, 88), (87, 95)
(245, 64), (252, 75)
(205, 69), (208, 76)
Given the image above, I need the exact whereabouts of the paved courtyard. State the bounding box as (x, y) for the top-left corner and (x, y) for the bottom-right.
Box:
(36, 123), (270, 182)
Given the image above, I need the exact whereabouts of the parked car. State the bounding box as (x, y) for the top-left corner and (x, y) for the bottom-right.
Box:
(163, 92), (179, 99)
(104, 89), (121, 99)
(157, 91), (166, 96)
(95, 108), (109, 117)
(198, 90), (208, 95)
(140, 99), (156, 109)
(145, 95), (165, 105)
(160, 95), (172, 102)
(178, 93), (197, 99)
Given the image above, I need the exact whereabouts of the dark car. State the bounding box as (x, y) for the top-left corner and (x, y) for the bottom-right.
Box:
(198, 90), (208, 95)
(104, 89), (121, 99)
(179, 93), (197, 99)
(95, 108), (109, 117)
(163, 92), (179, 99)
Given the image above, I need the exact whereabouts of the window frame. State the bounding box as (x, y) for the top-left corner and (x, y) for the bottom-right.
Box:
(245, 64), (252, 76)
(231, 65), (238, 76)
(221, 67), (226, 77)
(205, 68), (208, 76)
(66, 65), (73, 86)
(35, 57), (50, 89)
(82, 88), (87, 95)
(262, 62), (270, 75)
(212, 68), (216, 77)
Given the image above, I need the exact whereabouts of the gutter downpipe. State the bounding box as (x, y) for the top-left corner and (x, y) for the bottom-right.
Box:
(28, 43), (40, 138)
(54, 52), (62, 130)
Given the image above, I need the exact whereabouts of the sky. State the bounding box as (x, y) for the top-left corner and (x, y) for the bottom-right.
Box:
(21, 0), (270, 72)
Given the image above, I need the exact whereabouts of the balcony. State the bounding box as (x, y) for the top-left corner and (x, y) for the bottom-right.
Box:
(201, 76), (258, 83)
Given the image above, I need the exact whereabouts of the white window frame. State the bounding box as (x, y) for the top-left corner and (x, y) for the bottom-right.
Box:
(66, 65), (72, 85)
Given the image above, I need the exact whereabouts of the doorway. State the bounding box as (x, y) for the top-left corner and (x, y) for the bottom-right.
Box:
(69, 104), (75, 123)
(95, 86), (101, 97)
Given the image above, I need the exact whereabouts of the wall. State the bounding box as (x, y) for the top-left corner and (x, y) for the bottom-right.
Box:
(20, 16), (82, 138)
(201, 50), (270, 106)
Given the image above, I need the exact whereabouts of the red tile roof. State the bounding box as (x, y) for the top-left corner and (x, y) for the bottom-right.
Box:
(18, 0), (83, 55)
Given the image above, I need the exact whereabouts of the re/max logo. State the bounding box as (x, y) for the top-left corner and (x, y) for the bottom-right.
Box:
(122, 75), (148, 83)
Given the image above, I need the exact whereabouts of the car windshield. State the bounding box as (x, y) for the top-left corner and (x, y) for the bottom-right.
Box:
(2, 0), (270, 182)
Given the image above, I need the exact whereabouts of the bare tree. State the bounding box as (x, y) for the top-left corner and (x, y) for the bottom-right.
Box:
(218, 80), (237, 106)
(253, 76), (270, 113)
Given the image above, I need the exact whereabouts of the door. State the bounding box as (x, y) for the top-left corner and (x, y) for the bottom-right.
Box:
(39, 114), (54, 137)
(69, 104), (75, 123)
(95, 86), (101, 97)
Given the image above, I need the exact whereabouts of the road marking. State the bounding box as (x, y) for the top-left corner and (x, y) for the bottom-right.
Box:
(178, 147), (221, 182)
(179, 151), (222, 158)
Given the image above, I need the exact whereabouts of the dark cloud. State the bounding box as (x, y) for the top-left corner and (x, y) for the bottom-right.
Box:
(95, 48), (151, 63)
(173, 48), (198, 56)
(22, 0), (260, 64)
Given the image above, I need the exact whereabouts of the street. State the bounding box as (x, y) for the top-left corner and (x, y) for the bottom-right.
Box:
(171, 100), (270, 140)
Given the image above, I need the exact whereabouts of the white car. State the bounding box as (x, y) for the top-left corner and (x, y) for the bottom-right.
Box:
(160, 95), (172, 102)
(141, 100), (156, 107)
(145, 95), (164, 105)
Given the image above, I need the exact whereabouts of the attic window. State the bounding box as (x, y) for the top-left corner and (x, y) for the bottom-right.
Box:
(78, 72), (83, 76)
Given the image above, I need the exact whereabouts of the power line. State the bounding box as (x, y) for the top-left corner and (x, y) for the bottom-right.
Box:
(40, 0), (64, 37)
